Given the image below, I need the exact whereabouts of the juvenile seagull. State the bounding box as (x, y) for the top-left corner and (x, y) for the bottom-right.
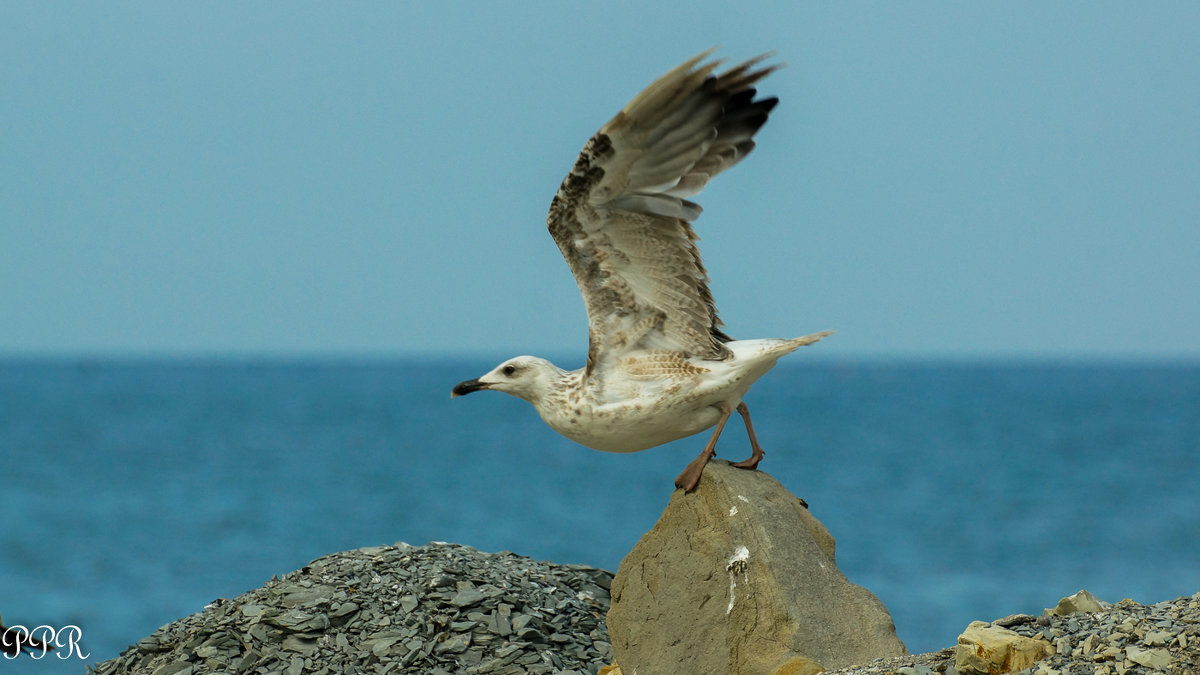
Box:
(452, 51), (831, 491)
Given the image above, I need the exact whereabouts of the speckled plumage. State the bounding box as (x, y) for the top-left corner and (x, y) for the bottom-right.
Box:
(453, 51), (831, 490)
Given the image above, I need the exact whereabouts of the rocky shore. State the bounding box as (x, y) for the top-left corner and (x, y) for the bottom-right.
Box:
(84, 464), (1198, 675)
(88, 539), (1199, 675)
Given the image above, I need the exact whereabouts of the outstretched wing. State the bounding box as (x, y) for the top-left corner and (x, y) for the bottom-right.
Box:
(547, 51), (779, 374)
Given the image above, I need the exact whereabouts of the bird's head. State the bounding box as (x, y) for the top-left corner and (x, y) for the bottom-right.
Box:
(451, 356), (562, 404)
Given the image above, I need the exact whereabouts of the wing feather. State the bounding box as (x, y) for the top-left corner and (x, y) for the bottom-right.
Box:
(547, 52), (780, 373)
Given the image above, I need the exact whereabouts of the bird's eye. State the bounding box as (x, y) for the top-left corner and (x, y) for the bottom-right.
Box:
(502, 365), (517, 376)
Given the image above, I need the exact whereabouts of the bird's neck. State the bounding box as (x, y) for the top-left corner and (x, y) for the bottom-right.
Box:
(526, 366), (580, 411)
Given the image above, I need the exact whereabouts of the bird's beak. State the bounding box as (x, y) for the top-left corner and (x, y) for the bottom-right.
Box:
(451, 378), (490, 398)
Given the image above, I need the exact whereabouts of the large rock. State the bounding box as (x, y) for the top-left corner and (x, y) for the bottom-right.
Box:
(954, 621), (1053, 674)
(608, 460), (907, 674)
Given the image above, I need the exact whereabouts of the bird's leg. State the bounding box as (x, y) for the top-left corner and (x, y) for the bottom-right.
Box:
(674, 403), (735, 492)
(729, 402), (766, 470)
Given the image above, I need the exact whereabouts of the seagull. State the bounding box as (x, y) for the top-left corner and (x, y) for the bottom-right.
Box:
(452, 51), (831, 492)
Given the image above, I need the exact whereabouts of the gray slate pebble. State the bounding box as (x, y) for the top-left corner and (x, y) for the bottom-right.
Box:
(88, 542), (614, 675)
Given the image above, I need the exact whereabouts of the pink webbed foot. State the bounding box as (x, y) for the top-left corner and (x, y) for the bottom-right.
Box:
(674, 449), (714, 492)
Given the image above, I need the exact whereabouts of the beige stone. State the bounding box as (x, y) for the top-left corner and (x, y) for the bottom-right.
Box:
(955, 621), (1054, 674)
(1045, 589), (1109, 616)
(607, 461), (906, 674)
(1125, 645), (1171, 670)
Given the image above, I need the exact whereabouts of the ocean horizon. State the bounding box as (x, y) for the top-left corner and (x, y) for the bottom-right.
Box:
(2, 357), (1198, 672)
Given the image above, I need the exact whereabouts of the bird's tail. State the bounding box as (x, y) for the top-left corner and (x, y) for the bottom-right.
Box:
(753, 330), (834, 360)
(724, 331), (834, 363)
(787, 330), (835, 349)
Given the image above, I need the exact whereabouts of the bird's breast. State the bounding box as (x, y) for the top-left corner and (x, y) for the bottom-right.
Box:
(536, 394), (725, 453)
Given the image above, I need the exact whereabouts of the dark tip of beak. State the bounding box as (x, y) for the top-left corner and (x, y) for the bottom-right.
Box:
(451, 379), (489, 398)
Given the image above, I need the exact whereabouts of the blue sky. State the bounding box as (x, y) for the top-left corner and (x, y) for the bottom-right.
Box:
(3, 2), (1198, 360)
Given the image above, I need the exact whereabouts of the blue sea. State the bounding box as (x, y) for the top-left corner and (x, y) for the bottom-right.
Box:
(2, 359), (1198, 673)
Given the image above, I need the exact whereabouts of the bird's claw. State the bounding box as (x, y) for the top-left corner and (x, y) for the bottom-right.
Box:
(729, 456), (762, 470)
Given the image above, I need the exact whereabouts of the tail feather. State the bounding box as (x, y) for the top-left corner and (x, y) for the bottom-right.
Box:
(788, 330), (834, 349)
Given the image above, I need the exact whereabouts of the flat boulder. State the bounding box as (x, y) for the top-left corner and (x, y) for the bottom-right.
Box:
(608, 460), (907, 674)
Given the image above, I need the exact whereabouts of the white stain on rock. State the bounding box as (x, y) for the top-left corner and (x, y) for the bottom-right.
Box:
(726, 545), (750, 614)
